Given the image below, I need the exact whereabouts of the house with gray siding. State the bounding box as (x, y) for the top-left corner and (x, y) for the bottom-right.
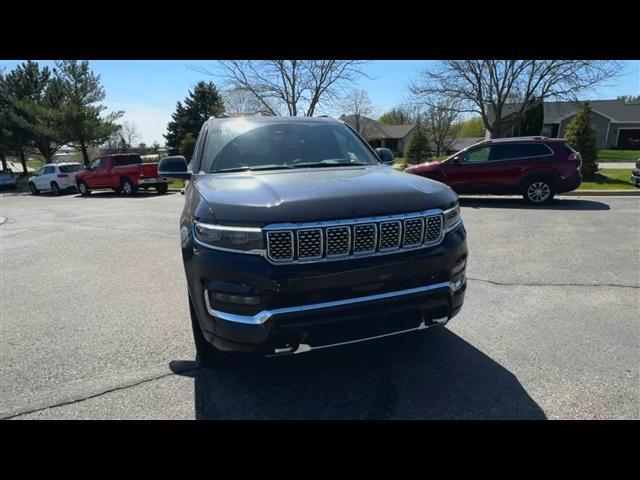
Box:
(339, 115), (416, 155)
(485, 99), (640, 149)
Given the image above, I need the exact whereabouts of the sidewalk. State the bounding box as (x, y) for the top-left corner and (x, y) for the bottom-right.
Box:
(598, 162), (636, 169)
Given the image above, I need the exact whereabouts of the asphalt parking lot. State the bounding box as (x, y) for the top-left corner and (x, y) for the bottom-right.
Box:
(0, 189), (638, 419)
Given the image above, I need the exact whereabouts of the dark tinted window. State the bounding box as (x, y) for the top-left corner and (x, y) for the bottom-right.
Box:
(202, 120), (379, 172)
(489, 143), (551, 160)
(462, 146), (491, 163)
(43, 166), (55, 174)
(59, 164), (83, 173)
(113, 155), (142, 166)
(99, 158), (109, 170)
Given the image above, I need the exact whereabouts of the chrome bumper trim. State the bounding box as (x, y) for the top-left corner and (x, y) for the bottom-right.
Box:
(204, 279), (464, 325)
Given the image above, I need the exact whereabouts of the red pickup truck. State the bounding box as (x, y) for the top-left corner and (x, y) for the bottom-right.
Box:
(75, 154), (169, 196)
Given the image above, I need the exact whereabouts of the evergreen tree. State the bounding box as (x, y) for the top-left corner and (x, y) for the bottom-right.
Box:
(164, 81), (225, 154)
(565, 103), (598, 179)
(54, 61), (122, 165)
(404, 120), (431, 165)
(519, 97), (543, 136)
(180, 133), (196, 160)
(4, 61), (67, 164)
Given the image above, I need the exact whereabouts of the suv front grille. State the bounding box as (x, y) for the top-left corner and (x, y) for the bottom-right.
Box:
(265, 210), (444, 264)
(266, 231), (294, 260)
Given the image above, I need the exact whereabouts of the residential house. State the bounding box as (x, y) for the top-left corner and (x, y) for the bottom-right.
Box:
(339, 115), (416, 155)
(486, 99), (640, 149)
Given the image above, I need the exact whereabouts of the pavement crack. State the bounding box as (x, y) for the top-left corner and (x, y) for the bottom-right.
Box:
(467, 276), (640, 289)
(2, 364), (201, 420)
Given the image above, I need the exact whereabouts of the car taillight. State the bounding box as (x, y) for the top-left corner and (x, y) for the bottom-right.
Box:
(57, 173), (69, 178)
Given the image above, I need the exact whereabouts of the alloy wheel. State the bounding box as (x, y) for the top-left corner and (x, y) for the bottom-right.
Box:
(527, 181), (551, 203)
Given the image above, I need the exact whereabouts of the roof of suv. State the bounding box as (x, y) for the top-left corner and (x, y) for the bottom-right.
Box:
(207, 115), (343, 126)
(476, 136), (567, 145)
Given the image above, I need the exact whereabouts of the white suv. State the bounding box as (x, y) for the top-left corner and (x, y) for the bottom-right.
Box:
(28, 163), (84, 195)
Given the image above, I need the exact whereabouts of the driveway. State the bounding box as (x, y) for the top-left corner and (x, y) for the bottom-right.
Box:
(0, 191), (638, 419)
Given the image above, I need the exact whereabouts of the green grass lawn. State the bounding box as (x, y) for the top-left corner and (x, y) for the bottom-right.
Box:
(597, 150), (639, 162)
(579, 169), (636, 190)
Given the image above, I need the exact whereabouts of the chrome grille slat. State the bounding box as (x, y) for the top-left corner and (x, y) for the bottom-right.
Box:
(425, 215), (443, 244)
(378, 221), (401, 251)
(264, 210), (445, 264)
(266, 231), (294, 261)
(353, 223), (377, 253)
(326, 226), (351, 257)
(403, 218), (424, 247)
(297, 228), (323, 259)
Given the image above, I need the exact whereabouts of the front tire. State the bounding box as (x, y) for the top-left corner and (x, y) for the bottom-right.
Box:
(78, 181), (90, 196)
(29, 182), (38, 195)
(523, 179), (554, 204)
(156, 184), (168, 195)
(122, 178), (137, 196)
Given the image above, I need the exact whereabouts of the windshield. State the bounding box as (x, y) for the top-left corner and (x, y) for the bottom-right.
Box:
(201, 120), (380, 173)
(59, 164), (83, 173)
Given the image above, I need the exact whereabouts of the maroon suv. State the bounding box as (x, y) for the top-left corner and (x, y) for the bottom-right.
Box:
(405, 137), (582, 204)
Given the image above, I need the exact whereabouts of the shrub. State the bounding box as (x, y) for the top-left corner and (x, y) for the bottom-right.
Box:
(565, 103), (598, 179)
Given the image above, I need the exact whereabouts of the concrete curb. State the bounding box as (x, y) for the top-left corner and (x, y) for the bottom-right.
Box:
(562, 190), (640, 196)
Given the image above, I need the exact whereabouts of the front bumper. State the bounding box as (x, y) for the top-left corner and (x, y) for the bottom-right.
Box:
(184, 225), (468, 355)
(137, 177), (169, 186)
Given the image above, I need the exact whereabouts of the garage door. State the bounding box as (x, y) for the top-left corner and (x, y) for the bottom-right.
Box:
(617, 128), (640, 149)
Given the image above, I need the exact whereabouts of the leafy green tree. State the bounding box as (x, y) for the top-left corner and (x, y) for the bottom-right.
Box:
(565, 103), (598, 179)
(404, 120), (431, 165)
(457, 116), (485, 137)
(180, 133), (196, 160)
(4, 61), (67, 164)
(54, 61), (122, 165)
(379, 104), (418, 125)
(165, 81), (225, 155)
(0, 69), (18, 171)
(518, 97), (543, 136)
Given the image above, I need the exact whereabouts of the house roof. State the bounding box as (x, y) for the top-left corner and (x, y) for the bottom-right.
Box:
(340, 115), (415, 140)
(498, 99), (640, 124)
(449, 137), (485, 151)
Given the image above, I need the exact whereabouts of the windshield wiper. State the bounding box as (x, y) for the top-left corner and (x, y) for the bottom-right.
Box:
(212, 165), (294, 173)
(291, 162), (371, 169)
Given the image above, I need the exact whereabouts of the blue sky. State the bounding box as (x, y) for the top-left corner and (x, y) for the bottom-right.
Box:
(1, 60), (638, 145)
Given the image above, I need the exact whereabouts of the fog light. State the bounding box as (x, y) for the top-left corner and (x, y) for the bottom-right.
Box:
(450, 275), (465, 292)
(211, 292), (260, 305)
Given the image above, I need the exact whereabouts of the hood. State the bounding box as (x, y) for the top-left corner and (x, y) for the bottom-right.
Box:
(405, 160), (447, 174)
(195, 165), (457, 225)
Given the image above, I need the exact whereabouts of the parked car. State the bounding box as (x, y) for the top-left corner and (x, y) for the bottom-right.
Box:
(404, 137), (582, 204)
(75, 154), (168, 196)
(631, 160), (640, 187)
(159, 116), (468, 364)
(28, 162), (84, 195)
(0, 170), (18, 190)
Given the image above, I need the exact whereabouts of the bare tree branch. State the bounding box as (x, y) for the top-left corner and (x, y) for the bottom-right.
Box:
(191, 60), (370, 117)
(409, 60), (622, 137)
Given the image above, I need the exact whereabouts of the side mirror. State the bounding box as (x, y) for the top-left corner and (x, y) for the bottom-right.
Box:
(375, 147), (395, 165)
(158, 155), (192, 180)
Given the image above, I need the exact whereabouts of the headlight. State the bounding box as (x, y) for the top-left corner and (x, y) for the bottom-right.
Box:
(443, 203), (462, 233)
(193, 221), (264, 252)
